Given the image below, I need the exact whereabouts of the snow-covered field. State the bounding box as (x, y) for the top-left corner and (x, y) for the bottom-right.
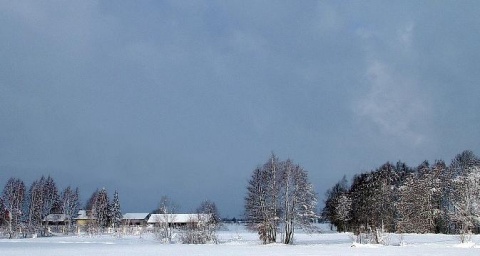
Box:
(1, 224), (480, 256)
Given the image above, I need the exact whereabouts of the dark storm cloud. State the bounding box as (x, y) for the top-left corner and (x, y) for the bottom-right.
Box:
(1, 1), (479, 217)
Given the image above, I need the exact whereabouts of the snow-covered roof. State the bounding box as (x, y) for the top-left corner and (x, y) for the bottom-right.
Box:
(77, 210), (86, 217)
(147, 214), (211, 224)
(74, 210), (96, 220)
(43, 214), (70, 222)
(122, 213), (150, 220)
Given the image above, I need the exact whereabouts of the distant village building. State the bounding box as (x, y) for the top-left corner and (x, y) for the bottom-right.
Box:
(43, 214), (70, 226)
(42, 214), (71, 233)
(147, 214), (212, 227)
(74, 210), (96, 233)
(122, 213), (150, 226)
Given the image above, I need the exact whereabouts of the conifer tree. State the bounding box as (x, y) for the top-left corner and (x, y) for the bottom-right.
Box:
(110, 190), (122, 228)
(96, 188), (110, 229)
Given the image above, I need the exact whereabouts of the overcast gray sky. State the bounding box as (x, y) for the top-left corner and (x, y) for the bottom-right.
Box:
(1, 1), (479, 217)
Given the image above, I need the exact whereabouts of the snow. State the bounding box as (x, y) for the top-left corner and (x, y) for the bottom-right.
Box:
(1, 224), (480, 256)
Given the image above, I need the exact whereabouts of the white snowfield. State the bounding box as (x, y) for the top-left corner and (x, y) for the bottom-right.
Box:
(1, 224), (479, 256)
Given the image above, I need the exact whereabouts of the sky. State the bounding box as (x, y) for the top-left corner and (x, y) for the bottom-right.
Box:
(1, 1), (479, 218)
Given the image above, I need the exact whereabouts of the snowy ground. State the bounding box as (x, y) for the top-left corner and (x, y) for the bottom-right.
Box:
(1, 224), (480, 256)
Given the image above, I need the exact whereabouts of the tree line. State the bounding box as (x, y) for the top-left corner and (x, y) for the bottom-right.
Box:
(0, 175), (122, 238)
(0, 153), (321, 244)
(4, 150), (477, 244)
(0, 175), (222, 244)
(322, 150), (480, 243)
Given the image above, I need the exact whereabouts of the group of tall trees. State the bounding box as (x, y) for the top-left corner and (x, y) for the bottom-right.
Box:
(0, 176), (80, 238)
(322, 150), (480, 240)
(244, 154), (317, 244)
(0, 175), (122, 238)
(84, 188), (123, 233)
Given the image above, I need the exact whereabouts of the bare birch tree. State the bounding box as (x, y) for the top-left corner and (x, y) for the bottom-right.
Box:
(2, 178), (25, 238)
(245, 154), (317, 244)
(25, 180), (43, 236)
(279, 159), (317, 244)
(61, 186), (79, 234)
(154, 196), (178, 243)
(245, 154), (281, 244)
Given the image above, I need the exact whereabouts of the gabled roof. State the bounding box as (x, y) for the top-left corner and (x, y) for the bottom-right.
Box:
(147, 214), (211, 224)
(122, 213), (150, 220)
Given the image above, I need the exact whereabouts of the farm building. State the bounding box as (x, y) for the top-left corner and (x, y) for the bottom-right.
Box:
(122, 213), (150, 226)
(43, 214), (70, 226)
(147, 214), (212, 227)
(74, 210), (96, 233)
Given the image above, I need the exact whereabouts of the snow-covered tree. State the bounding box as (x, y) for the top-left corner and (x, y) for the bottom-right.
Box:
(322, 176), (350, 232)
(441, 151), (480, 234)
(180, 200), (221, 244)
(448, 166), (480, 235)
(370, 163), (399, 233)
(196, 200), (221, 225)
(397, 172), (436, 233)
(349, 172), (376, 234)
(85, 189), (100, 234)
(179, 215), (214, 244)
(2, 178), (25, 238)
(41, 176), (61, 217)
(95, 188), (110, 229)
(110, 190), (122, 229)
(154, 195), (178, 243)
(61, 186), (79, 234)
(245, 154), (281, 244)
(348, 162), (406, 239)
(280, 160), (317, 244)
(25, 180), (44, 236)
(84, 188), (110, 233)
(0, 198), (6, 228)
(333, 193), (352, 232)
(395, 160), (445, 234)
(245, 155), (317, 244)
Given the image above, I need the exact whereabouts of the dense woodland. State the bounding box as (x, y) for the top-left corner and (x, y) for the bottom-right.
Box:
(322, 150), (480, 242)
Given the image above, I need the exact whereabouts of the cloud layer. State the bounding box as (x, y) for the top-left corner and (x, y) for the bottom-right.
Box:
(1, 1), (479, 216)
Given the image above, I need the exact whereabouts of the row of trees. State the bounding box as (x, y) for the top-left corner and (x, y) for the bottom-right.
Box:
(322, 150), (480, 242)
(0, 174), (222, 243)
(244, 154), (318, 244)
(0, 176), (81, 238)
(0, 175), (123, 238)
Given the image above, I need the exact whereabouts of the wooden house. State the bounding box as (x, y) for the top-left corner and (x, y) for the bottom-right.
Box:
(74, 210), (96, 232)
